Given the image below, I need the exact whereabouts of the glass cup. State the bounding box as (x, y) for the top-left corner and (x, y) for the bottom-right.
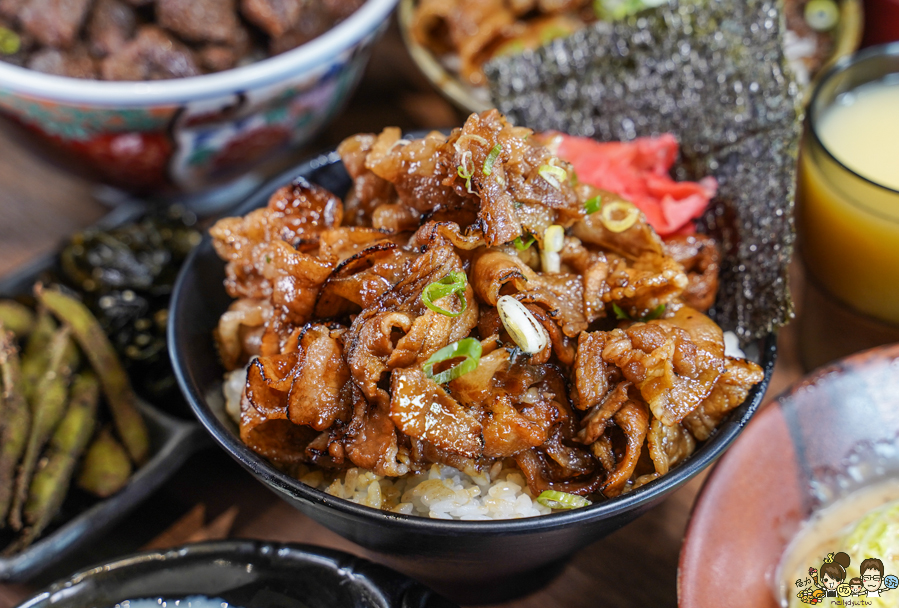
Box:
(797, 43), (899, 369)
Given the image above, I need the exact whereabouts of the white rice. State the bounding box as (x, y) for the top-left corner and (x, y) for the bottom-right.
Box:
(224, 332), (751, 520)
(223, 366), (554, 520)
(222, 365), (249, 424)
(294, 461), (553, 520)
(723, 330), (745, 359)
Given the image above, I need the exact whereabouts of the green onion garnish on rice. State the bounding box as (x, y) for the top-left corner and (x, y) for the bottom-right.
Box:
(423, 338), (482, 384)
(536, 490), (592, 510)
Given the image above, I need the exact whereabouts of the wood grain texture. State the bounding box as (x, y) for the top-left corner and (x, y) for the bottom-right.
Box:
(0, 127), (103, 278)
(0, 21), (808, 608)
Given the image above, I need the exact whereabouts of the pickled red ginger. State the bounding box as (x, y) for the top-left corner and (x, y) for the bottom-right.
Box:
(556, 133), (716, 236)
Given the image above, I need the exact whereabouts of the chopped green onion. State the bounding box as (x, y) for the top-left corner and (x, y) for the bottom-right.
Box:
(804, 0), (839, 31)
(538, 164), (567, 190)
(495, 39), (526, 56)
(593, 0), (667, 20)
(483, 143), (503, 176)
(536, 490), (591, 510)
(612, 303), (632, 321)
(642, 304), (667, 321)
(541, 249), (561, 274)
(457, 151), (474, 194)
(612, 303), (667, 322)
(601, 201), (639, 232)
(421, 271), (468, 317)
(513, 234), (535, 251)
(497, 295), (549, 354)
(543, 225), (565, 253)
(584, 195), (602, 214)
(0, 27), (20, 55)
(539, 23), (574, 44)
(461, 134), (489, 147)
(423, 338), (482, 384)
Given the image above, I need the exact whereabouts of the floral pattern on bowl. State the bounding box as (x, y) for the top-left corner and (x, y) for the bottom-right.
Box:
(0, 0), (397, 196)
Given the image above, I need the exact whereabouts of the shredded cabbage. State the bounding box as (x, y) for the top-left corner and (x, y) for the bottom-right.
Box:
(785, 497), (899, 608)
(843, 500), (899, 572)
(839, 500), (899, 607)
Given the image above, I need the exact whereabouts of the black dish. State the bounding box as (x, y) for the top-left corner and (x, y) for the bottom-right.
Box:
(169, 151), (777, 604)
(0, 202), (204, 582)
(15, 539), (457, 608)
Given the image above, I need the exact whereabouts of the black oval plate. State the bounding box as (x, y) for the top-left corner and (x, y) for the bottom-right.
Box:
(16, 540), (457, 608)
(0, 202), (204, 582)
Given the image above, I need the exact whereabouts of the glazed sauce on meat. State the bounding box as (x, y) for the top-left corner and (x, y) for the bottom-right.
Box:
(212, 110), (765, 517)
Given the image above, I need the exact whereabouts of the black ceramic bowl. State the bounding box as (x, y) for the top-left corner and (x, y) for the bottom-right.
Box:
(15, 539), (456, 608)
(169, 151), (777, 603)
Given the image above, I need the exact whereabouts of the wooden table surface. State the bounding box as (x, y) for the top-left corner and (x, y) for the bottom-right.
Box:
(0, 21), (812, 608)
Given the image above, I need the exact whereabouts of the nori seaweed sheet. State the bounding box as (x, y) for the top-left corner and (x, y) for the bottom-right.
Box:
(485, 0), (802, 340)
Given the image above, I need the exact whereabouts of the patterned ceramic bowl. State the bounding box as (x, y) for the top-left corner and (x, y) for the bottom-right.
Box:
(0, 0), (397, 198)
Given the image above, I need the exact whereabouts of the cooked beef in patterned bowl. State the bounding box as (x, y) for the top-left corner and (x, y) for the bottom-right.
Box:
(0, 0), (398, 197)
